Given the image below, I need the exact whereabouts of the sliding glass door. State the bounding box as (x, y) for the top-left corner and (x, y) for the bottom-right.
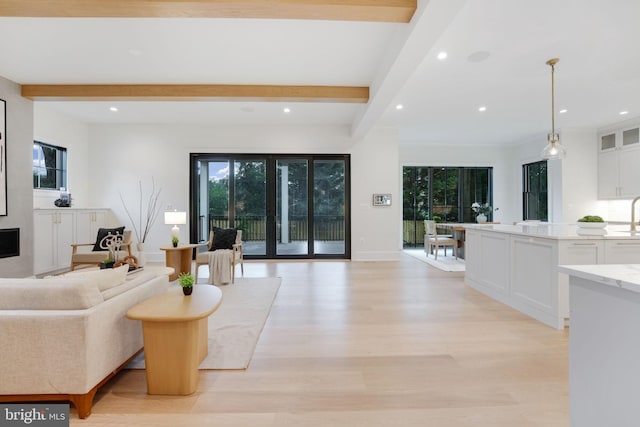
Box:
(191, 154), (350, 259)
(402, 166), (493, 247)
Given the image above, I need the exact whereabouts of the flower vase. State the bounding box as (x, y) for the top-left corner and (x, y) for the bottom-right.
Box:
(136, 242), (146, 267)
(476, 213), (487, 223)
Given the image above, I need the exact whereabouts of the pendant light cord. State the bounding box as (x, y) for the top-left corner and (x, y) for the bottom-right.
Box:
(546, 58), (559, 141)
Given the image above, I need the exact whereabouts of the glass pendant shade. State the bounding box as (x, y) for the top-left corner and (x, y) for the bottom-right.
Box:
(541, 133), (566, 160)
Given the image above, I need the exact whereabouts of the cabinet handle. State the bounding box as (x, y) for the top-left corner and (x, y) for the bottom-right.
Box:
(612, 242), (640, 246)
(571, 243), (596, 246)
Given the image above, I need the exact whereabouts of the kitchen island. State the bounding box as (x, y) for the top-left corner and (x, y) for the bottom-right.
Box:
(558, 264), (640, 427)
(464, 223), (640, 329)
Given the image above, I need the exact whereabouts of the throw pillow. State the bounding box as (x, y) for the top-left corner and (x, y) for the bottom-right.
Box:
(212, 227), (237, 250)
(92, 226), (125, 251)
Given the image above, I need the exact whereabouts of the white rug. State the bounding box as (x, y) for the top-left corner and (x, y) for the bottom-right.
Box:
(404, 249), (466, 272)
(126, 277), (281, 370)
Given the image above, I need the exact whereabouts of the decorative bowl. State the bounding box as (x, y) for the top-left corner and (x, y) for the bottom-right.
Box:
(576, 222), (607, 229)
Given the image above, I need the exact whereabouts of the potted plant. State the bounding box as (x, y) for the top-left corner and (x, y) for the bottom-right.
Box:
(471, 202), (493, 223)
(99, 257), (115, 269)
(577, 215), (607, 228)
(172, 236), (179, 248)
(178, 272), (194, 295)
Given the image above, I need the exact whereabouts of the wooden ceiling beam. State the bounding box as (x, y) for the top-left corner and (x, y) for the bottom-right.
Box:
(0, 0), (417, 23)
(21, 84), (370, 103)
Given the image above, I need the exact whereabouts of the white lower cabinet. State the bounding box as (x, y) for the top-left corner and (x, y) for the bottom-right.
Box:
(34, 210), (75, 274)
(75, 210), (108, 244)
(33, 209), (112, 275)
(603, 240), (640, 264)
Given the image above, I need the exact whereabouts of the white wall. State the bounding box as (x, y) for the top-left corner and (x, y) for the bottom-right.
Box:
(86, 123), (401, 261)
(351, 127), (400, 260)
(0, 75), (34, 277)
(506, 128), (604, 224)
(33, 104), (91, 208)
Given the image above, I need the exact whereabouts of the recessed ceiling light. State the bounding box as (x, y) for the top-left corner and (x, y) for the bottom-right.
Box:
(478, 106), (487, 112)
(283, 108), (291, 113)
(396, 104), (404, 110)
(620, 110), (629, 115)
(437, 51), (448, 60)
(467, 51), (491, 63)
(559, 109), (567, 114)
(109, 106), (118, 112)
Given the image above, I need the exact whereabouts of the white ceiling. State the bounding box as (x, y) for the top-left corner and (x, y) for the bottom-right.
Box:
(1, 0), (640, 146)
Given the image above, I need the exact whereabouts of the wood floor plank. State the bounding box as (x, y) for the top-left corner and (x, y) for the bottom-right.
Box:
(70, 255), (568, 425)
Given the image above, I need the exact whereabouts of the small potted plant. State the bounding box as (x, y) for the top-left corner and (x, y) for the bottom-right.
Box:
(577, 215), (607, 229)
(178, 272), (194, 295)
(172, 236), (179, 248)
(99, 257), (115, 269)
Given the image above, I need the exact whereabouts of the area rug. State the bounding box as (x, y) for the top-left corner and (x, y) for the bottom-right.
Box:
(404, 249), (466, 272)
(126, 276), (281, 370)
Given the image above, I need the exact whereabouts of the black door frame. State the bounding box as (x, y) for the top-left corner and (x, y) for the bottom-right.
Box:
(189, 153), (351, 260)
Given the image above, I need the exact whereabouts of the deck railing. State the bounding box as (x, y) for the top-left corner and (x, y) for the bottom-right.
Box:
(206, 215), (345, 241)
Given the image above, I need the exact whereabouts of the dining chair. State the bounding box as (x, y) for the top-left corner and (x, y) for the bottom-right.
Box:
(424, 220), (458, 260)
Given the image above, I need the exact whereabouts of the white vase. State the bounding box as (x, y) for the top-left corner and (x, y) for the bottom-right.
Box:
(136, 242), (146, 267)
(476, 213), (487, 223)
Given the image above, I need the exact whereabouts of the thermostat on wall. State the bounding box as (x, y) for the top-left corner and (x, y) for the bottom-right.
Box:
(372, 194), (392, 206)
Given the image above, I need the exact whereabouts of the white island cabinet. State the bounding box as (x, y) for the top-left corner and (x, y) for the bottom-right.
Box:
(465, 224), (640, 329)
(558, 264), (640, 427)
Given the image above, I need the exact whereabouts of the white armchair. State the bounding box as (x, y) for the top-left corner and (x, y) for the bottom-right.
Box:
(70, 229), (133, 271)
(195, 229), (243, 284)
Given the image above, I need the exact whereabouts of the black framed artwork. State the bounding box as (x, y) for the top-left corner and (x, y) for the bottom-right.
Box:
(0, 98), (5, 216)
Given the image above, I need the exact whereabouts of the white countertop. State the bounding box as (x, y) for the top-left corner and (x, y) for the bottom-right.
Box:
(465, 223), (640, 240)
(558, 264), (640, 294)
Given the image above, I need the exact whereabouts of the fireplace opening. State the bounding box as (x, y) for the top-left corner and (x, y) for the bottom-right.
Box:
(0, 228), (19, 258)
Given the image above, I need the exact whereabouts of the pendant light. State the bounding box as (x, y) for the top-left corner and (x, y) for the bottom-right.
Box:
(541, 58), (566, 160)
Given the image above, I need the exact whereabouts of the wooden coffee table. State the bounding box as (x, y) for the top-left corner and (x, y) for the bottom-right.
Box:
(126, 285), (222, 395)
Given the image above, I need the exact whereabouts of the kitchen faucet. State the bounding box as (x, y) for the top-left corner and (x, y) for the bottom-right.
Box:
(632, 196), (640, 232)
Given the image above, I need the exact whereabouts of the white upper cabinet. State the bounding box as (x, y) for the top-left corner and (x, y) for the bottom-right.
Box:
(598, 125), (640, 199)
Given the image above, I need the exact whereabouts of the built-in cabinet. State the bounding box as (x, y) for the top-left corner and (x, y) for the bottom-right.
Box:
(603, 240), (640, 264)
(598, 126), (640, 199)
(33, 208), (111, 275)
(466, 227), (639, 329)
(75, 210), (108, 245)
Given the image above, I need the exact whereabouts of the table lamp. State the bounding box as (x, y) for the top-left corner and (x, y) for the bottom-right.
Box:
(164, 210), (187, 240)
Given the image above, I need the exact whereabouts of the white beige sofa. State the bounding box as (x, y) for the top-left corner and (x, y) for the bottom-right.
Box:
(0, 266), (170, 418)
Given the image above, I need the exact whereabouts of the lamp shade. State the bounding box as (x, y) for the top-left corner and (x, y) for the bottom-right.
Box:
(164, 211), (187, 225)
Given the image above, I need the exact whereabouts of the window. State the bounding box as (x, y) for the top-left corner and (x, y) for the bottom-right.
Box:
(403, 166), (493, 247)
(522, 160), (547, 221)
(33, 141), (67, 190)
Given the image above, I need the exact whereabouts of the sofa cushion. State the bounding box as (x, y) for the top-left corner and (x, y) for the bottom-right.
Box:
(92, 226), (125, 251)
(0, 278), (104, 310)
(101, 270), (157, 300)
(59, 264), (129, 292)
(212, 227), (237, 250)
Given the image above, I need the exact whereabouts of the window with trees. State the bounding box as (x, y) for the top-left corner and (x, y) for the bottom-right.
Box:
(403, 166), (493, 247)
(33, 141), (67, 190)
(522, 160), (548, 221)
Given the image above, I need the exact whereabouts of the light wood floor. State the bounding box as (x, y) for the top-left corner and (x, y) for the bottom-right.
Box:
(76, 254), (569, 426)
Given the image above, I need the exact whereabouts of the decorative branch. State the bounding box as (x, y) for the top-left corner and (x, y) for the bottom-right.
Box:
(120, 178), (162, 244)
